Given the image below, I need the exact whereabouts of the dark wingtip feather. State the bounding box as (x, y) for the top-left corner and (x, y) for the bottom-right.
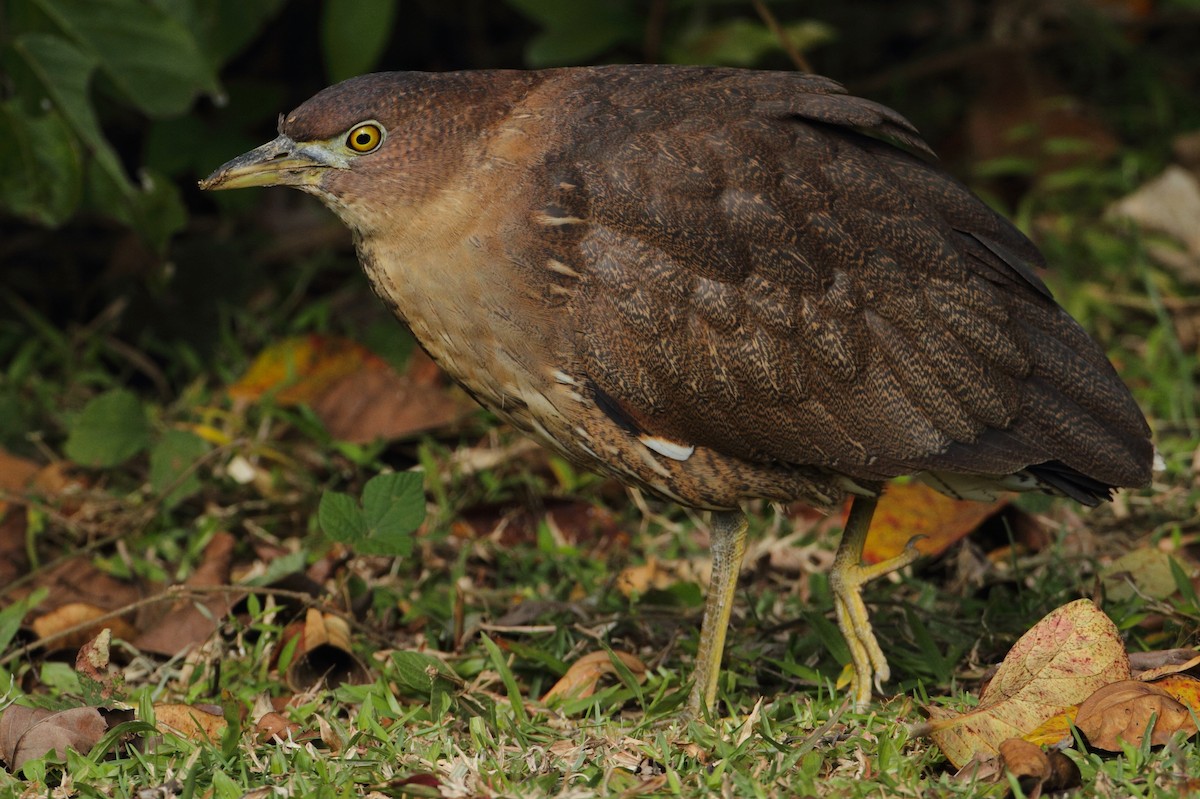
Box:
(1026, 460), (1116, 506)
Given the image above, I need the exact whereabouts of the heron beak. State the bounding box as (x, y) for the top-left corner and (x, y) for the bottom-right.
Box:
(199, 135), (349, 191)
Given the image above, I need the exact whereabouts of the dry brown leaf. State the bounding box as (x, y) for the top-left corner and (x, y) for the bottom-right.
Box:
(999, 738), (1050, 790)
(541, 650), (647, 702)
(1076, 679), (1198, 750)
(74, 629), (122, 701)
(0, 450), (40, 490)
(926, 599), (1130, 768)
(312, 354), (476, 443)
(255, 711), (304, 744)
(860, 482), (1006, 563)
(0, 454), (81, 585)
(134, 533), (238, 657)
(13, 556), (141, 620)
(31, 602), (139, 651)
(1110, 165), (1200, 259)
(153, 704), (227, 744)
(229, 336), (475, 443)
(615, 558), (678, 597)
(0, 705), (108, 769)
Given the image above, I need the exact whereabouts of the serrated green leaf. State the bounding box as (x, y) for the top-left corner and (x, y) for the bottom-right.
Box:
(321, 0), (397, 83)
(148, 429), (210, 509)
(358, 472), (425, 554)
(318, 491), (369, 543)
(64, 389), (150, 468)
(318, 472), (425, 557)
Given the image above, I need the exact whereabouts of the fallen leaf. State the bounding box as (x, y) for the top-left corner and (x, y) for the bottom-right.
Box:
(134, 532), (239, 657)
(229, 336), (475, 443)
(75, 629), (121, 701)
(541, 650), (647, 702)
(0, 705), (108, 769)
(862, 482), (1006, 564)
(1102, 548), (1185, 601)
(311, 352), (476, 443)
(229, 335), (365, 404)
(153, 704), (227, 744)
(1022, 709), (1075, 748)
(31, 602), (139, 652)
(255, 711), (304, 744)
(1110, 165), (1200, 259)
(999, 738), (1050, 794)
(1075, 680), (1198, 750)
(615, 558), (678, 597)
(1150, 674), (1200, 720)
(926, 599), (1130, 768)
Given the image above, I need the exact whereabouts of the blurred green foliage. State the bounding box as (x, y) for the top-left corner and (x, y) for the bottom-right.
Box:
(0, 0), (845, 249)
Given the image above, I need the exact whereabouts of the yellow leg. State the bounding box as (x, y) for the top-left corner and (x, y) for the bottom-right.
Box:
(829, 495), (921, 710)
(686, 510), (748, 718)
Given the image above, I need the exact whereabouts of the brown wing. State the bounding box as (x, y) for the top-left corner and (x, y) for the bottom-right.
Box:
(526, 66), (1151, 489)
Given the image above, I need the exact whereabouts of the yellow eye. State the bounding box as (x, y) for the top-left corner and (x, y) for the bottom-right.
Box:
(346, 122), (383, 153)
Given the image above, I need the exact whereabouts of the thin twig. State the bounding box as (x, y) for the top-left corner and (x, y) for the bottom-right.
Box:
(751, 0), (812, 73)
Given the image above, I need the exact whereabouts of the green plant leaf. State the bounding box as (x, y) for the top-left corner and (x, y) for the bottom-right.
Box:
(157, 0), (288, 66)
(505, 0), (640, 66)
(390, 650), (460, 696)
(64, 389), (151, 468)
(31, 0), (221, 116)
(149, 429), (211, 509)
(0, 101), (82, 226)
(321, 0), (398, 83)
(319, 471), (425, 556)
(5, 34), (185, 248)
(319, 491), (369, 542)
(667, 19), (835, 67)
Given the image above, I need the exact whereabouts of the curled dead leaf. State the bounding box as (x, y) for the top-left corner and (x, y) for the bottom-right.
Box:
(282, 609), (370, 692)
(999, 738), (1049, 789)
(1076, 680), (1198, 750)
(541, 650), (647, 703)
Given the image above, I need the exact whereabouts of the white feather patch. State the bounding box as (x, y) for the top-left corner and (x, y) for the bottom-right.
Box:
(638, 435), (694, 461)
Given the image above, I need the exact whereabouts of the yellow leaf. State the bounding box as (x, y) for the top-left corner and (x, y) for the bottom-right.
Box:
(229, 335), (368, 405)
(862, 482), (1006, 564)
(926, 599), (1129, 768)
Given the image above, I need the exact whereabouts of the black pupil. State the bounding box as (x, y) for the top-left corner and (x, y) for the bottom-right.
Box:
(356, 130), (372, 147)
